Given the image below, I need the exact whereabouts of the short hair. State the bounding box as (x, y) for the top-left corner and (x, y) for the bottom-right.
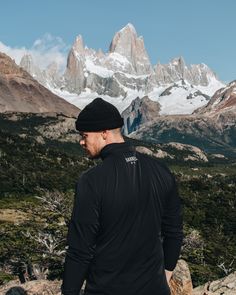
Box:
(5, 286), (27, 295)
(110, 127), (123, 135)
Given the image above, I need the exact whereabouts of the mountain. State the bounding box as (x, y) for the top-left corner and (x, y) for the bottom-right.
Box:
(109, 23), (153, 75)
(154, 57), (217, 86)
(0, 52), (79, 117)
(124, 82), (236, 157)
(194, 80), (236, 115)
(62, 23), (153, 98)
(122, 95), (161, 134)
(18, 24), (224, 114)
(20, 54), (62, 89)
(148, 79), (214, 115)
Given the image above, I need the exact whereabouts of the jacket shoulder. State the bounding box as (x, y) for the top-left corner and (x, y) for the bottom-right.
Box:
(136, 151), (172, 173)
(80, 162), (103, 179)
(136, 151), (175, 187)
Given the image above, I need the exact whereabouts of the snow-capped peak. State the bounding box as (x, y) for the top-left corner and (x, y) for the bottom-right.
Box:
(16, 24), (225, 118)
(120, 23), (137, 35)
(72, 35), (84, 54)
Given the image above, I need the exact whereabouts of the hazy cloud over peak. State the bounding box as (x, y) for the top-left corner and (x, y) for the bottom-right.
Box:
(0, 33), (69, 73)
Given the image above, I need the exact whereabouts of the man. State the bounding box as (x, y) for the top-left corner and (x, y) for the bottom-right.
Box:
(62, 97), (183, 295)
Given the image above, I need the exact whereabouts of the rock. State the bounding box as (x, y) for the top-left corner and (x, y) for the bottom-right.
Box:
(192, 271), (236, 295)
(109, 23), (153, 75)
(154, 149), (173, 159)
(0, 279), (61, 295)
(154, 57), (218, 86)
(135, 145), (173, 159)
(170, 259), (193, 295)
(122, 95), (161, 134)
(135, 146), (153, 156)
(64, 36), (86, 94)
(2, 270), (235, 295)
(211, 154), (226, 159)
(0, 264), (193, 295)
(167, 142), (208, 162)
(0, 280), (86, 295)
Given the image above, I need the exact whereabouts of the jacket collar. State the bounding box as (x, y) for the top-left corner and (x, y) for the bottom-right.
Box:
(100, 142), (134, 160)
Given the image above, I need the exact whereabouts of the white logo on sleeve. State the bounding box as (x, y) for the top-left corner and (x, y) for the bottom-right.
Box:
(125, 156), (138, 164)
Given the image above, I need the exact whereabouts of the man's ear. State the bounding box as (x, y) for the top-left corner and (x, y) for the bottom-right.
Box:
(101, 130), (108, 140)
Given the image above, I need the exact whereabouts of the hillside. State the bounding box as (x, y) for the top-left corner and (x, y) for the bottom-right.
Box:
(0, 52), (79, 117)
(0, 112), (235, 288)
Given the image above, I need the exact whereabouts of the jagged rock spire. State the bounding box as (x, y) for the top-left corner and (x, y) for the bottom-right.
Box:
(109, 23), (153, 75)
(72, 35), (85, 55)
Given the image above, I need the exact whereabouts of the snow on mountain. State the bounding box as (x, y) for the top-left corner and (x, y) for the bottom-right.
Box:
(148, 79), (224, 115)
(103, 52), (132, 72)
(15, 23), (225, 115)
(197, 77), (225, 96)
(50, 86), (145, 113)
(194, 80), (236, 115)
(85, 58), (114, 78)
(50, 76), (224, 117)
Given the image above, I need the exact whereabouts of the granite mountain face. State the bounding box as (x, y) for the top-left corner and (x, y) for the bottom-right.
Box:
(109, 23), (153, 75)
(18, 24), (224, 115)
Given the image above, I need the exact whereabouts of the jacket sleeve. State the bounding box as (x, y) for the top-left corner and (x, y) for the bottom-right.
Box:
(161, 175), (183, 271)
(61, 174), (100, 295)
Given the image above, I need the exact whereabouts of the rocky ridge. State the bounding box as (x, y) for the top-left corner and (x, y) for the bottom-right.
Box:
(154, 57), (217, 86)
(194, 80), (236, 116)
(0, 53), (79, 116)
(128, 112), (236, 156)
(135, 142), (208, 162)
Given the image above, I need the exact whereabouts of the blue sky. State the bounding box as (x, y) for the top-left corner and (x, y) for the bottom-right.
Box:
(0, 0), (235, 82)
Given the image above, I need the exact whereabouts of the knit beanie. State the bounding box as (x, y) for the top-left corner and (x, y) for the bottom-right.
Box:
(75, 97), (124, 132)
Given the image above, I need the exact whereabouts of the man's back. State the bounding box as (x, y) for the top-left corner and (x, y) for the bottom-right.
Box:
(63, 142), (183, 295)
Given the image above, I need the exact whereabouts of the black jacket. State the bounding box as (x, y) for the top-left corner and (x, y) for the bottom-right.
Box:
(62, 142), (183, 295)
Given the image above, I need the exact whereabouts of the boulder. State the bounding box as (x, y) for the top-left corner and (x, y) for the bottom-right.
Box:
(170, 259), (193, 295)
(192, 271), (236, 295)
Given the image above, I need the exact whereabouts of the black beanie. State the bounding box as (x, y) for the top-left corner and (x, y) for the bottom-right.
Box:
(75, 97), (124, 132)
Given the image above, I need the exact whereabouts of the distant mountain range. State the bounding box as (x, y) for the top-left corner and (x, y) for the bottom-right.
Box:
(122, 80), (236, 156)
(18, 23), (224, 113)
(0, 24), (235, 156)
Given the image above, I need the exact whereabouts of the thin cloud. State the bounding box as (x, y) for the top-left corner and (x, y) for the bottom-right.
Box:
(0, 33), (69, 73)
(0, 42), (28, 64)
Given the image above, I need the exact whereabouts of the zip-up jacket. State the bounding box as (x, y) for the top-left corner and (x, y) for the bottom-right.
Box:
(62, 142), (183, 295)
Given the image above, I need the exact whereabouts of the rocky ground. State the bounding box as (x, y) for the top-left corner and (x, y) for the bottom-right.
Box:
(1, 260), (235, 295)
